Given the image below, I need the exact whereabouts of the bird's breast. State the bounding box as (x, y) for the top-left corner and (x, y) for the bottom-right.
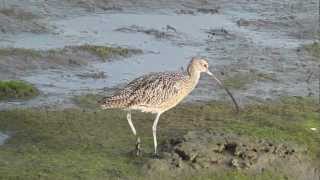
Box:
(158, 82), (195, 112)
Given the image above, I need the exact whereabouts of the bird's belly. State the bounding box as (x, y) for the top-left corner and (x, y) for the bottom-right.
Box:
(130, 106), (162, 114)
(158, 89), (190, 112)
(130, 91), (189, 113)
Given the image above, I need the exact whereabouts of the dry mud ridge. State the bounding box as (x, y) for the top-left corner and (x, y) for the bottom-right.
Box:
(145, 130), (319, 180)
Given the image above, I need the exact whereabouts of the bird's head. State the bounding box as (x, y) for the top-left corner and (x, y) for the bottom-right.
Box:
(188, 57), (211, 75)
(188, 57), (240, 113)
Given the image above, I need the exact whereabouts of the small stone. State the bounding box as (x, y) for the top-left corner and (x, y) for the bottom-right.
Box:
(190, 153), (198, 163)
(178, 158), (184, 168)
(231, 158), (241, 169)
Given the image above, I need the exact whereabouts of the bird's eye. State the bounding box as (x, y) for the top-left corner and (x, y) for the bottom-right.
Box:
(203, 64), (208, 68)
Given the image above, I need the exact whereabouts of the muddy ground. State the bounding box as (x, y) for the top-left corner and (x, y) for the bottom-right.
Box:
(0, 96), (319, 180)
(0, 0), (318, 109)
(146, 130), (318, 180)
(0, 45), (142, 79)
(0, 0), (319, 179)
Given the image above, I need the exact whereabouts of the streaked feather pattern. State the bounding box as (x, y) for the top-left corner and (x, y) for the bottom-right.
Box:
(100, 71), (191, 111)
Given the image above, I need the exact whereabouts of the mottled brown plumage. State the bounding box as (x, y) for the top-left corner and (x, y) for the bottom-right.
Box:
(100, 71), (192, 113)
(99, 57), (239, 156)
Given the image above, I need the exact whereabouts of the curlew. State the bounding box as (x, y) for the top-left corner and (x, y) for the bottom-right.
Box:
(99, 57), (239, 157)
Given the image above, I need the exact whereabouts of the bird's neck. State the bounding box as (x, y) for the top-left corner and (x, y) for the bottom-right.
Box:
(187, 67), (201, 87)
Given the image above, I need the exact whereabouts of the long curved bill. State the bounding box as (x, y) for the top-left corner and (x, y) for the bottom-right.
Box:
(207, 70), (240, 113)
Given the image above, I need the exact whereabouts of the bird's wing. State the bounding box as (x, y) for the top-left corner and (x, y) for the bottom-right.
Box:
(100, 72), (187, 108)
(128, 72), (187, 106)
(133, 72), (184, 105)
(99, 75), (148, 108)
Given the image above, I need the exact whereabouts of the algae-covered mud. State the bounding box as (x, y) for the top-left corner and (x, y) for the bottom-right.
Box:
(0, 97), (319, 179)
(0, 80), (38, 101)
(0, 0), (319, 179)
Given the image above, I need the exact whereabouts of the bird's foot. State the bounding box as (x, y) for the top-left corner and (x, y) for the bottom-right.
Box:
(135, 137), (141, 157)
(152, 153), (160, 159)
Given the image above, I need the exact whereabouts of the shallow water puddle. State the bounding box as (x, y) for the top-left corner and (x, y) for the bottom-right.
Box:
(0, 13), (307, 49)
(0, 132), (9, 145)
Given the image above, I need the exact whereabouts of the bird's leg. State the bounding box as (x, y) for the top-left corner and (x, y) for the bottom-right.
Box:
(126, 111), (141, 156)
(135, 136), (141, 156)
(152, 113), (161, 158)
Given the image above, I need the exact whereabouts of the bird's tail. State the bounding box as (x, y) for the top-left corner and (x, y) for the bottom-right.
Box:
(98, 96), (129, 109)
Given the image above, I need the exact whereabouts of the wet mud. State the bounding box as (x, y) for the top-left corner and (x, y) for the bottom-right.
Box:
(146, 130), (319, 180)
(0, 45), (141, 79)
(0, 1), (318, 179)
(0, 0), (318, 109)
(0, 7), (49, 34)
